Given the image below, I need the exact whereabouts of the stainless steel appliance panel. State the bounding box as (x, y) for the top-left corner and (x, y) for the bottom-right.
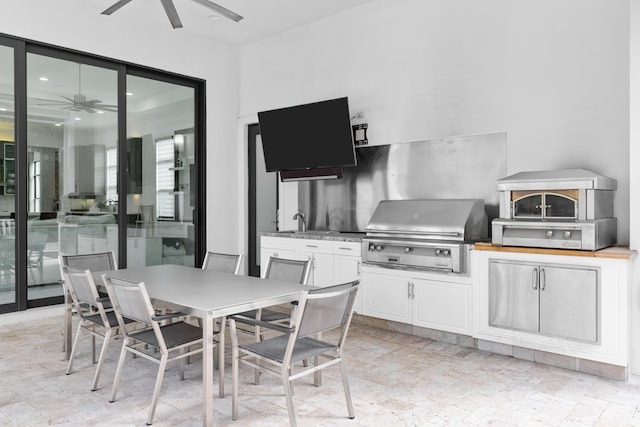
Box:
(539, 265), (598, 342)
(489, 261), (539, 333)
(299, 132), (507, 232)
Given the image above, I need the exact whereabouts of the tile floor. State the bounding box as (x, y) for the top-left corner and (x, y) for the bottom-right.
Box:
(2, 306), (640, 426)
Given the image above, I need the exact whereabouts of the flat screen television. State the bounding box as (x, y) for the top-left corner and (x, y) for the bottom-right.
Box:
(258, 97), (356, 175)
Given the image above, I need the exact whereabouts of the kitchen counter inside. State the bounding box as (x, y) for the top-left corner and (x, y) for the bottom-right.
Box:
(474, 241), (636, 259)
(259, 230), (365, 243)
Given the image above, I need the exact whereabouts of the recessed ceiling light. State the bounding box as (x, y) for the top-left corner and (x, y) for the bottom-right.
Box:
(126, 92), (133, 96)
(0, 108), (6, 112)
(74, 117), (82, 121)
(55, 123), (63, 127)
(97, 110), (104, 114)
(39, 76), (49, 81)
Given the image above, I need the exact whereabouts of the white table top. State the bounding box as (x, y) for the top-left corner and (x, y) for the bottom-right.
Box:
(103, 264), (309, 317)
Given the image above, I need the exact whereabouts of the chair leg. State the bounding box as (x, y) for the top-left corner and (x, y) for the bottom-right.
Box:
(66, 323), (84, 375)
(231, 321), (239, 420)
(91, 329), (112, 391)
(91, 334), (97, 364)
(109, 341), (129, 403)
(147, 355), (168, 426)
(282, 368), (297, 427)
(340, 360), (355, 419)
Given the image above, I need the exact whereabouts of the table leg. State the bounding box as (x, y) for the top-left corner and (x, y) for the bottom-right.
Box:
(202, 312), (214, 427)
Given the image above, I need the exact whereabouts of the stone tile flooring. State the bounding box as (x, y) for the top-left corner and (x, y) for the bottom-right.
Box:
(2, 306), (640, 426)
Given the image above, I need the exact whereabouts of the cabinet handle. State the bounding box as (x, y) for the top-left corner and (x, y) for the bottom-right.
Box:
(305, 244), (319, 248)
(338, 247), (352, 251)
(408, 282), (412, 299)
(539, 268), (546, 291)
(532, 267), (539, 290)
(357, 260), (361, 275)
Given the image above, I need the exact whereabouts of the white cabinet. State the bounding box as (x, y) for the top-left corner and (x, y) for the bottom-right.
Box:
(362, 269), (412, 323)
(259, 236), (362, 291)
(361, 265), (473, 334)
(474, 249), (632, 366)
(413, 278), (471, 334)
(333, 242), (362, 312)
(295, 239), (334, 286)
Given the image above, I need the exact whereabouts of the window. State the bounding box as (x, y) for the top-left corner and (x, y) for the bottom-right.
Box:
(155, 137), (175, 218)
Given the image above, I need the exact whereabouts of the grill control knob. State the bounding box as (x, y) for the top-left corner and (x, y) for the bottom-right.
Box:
(375, 245), (382, 251)
(563, 231), (572, 239)
(435, 249), (442, 256)
(443, 249), (450, 256)
(369, 244), (375, 251)
(545, 230), (554, 238)
(404, 247), (412, 253)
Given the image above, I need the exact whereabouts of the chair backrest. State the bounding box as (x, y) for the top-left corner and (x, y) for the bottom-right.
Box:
(59, 251), (117, 276)
(103, 275), (155, 326)
(264, 257), (311, 285)
(61, 266), (101, 307)
(296, 281), (359, 339)
(202, 251), (242, 275)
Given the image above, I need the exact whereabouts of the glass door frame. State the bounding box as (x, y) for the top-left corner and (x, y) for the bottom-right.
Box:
(0, 33), (207, 313)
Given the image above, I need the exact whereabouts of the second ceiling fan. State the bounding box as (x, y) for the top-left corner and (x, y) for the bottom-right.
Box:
(101, 0), (244, 29)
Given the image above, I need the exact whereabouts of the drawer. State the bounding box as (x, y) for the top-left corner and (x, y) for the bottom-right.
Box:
(261, 236), (296, 250)
(333, 241), (361, 255)
(295, 238), (333, 253)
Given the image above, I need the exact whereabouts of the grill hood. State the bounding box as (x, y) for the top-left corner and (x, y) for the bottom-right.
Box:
(365, 199), (488, 242)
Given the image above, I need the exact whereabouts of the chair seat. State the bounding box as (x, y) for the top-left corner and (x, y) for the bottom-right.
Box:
(84, 311), (136, 329)
(240, 334), (337, 364)
(130, 321), (206, 349)
(238, 309), (290, 323)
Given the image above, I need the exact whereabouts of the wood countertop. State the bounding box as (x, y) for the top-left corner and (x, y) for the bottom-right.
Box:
(474, 242), (636, 259)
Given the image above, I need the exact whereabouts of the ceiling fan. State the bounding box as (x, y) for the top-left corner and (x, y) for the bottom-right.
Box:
(34, 64), (118, 114)
(101, 0), (244, 29)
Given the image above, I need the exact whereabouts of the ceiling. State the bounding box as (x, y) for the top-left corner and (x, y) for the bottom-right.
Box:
(87, 0), (373, 45)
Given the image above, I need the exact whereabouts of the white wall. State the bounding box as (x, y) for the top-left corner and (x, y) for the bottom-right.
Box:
(1, 0), (241, 254)
(239, 0), (630, 245)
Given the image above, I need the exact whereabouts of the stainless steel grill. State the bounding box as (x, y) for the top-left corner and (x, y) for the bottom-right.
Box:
(361, 199), (488, 273)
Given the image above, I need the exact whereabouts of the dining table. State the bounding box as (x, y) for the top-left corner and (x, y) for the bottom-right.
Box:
(77, 263), (309, 427)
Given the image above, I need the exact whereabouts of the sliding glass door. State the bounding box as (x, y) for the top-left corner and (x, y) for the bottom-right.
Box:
(25, 53), (119, 303)
(0, 41), (16, 309)
(125, 75), (196, 268)
(0, 36), (206, 312)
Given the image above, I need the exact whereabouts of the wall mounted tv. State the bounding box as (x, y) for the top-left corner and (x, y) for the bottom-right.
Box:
(258, 97), (356, 180)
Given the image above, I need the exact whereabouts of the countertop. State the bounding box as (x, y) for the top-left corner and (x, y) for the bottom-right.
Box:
(259, 230), (365, 243)
(474, 241), (637, 259)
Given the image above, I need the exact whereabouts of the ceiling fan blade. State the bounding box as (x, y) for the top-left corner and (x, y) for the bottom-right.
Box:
(191, 0), (243, 22)
(160, 0), (183, 29)
(101, 0), (134, 15)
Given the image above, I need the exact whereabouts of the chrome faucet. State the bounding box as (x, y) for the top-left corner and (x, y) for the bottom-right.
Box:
(292, 210), (307, 232)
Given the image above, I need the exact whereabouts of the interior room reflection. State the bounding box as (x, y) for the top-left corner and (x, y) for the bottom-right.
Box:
(0, 58), (196, 305)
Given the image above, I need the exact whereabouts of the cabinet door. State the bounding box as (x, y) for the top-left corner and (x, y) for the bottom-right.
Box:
(362, 271), (412, 323)
(488, 261), (539, 333)
(413, 278), (471, 334)
(539, 265), (598, 342)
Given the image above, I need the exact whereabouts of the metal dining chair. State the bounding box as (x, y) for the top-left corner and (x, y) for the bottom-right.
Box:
(104, 274), (213, 426)
(61, 266), (136, 391)
(229, 280), (360, 427)
(59, 252), (118, 359)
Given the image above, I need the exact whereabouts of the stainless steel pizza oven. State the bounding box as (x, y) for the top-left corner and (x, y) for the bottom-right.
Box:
(491, 169), (617, 250)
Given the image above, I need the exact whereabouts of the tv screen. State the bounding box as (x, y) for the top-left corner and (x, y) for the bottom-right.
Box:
(258, 97), (356, 173)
